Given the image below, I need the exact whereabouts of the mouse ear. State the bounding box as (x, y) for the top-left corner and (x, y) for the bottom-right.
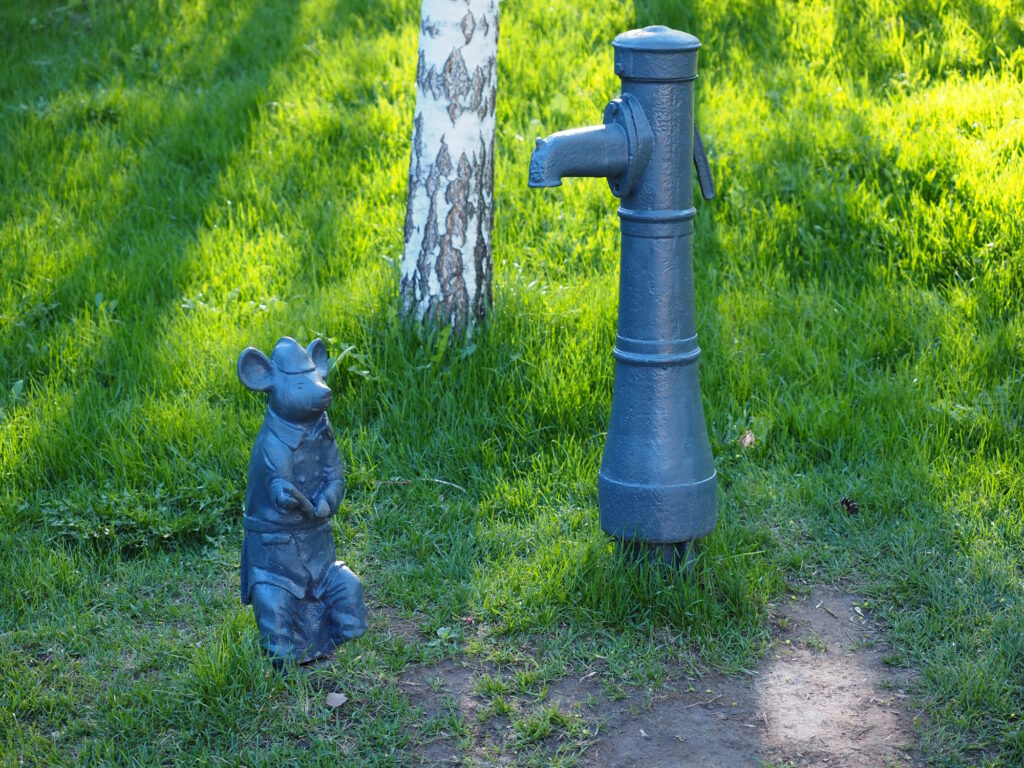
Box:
(237, 347), (273, 391)
(307, 338), (329, 379)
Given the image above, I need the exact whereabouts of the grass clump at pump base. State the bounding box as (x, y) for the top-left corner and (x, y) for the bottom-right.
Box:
(1, 0), (1023, 766)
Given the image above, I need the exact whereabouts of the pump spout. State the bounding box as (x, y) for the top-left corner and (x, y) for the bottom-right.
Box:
(528, 124), (628, 188)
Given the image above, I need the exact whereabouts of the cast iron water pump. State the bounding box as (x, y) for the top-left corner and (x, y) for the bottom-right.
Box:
(529, 26), (717, 566)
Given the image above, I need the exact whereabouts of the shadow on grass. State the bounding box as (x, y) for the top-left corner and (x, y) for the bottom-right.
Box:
(0, 0), (423, 550)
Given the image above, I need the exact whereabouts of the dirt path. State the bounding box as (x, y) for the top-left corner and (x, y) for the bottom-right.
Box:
(397, 587), (922, 766)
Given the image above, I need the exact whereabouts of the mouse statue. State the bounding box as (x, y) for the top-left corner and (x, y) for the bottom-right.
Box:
(237, 336), (367, 665)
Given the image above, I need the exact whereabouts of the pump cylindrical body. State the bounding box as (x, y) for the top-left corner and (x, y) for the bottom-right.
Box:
(597, 27), (716, 544)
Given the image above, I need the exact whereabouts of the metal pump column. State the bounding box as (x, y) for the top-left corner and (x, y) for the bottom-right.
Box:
(529, 26), (716, 566)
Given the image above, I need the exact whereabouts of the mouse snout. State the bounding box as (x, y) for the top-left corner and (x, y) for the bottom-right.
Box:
(316, 380), (332, 409)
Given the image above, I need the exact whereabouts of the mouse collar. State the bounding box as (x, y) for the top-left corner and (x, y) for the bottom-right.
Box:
(264, 407), (328, 450)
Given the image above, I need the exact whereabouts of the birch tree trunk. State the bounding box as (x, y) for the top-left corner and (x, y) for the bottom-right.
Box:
(400, 0), (499, 336)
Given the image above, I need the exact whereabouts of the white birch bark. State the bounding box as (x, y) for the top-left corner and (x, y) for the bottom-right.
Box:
(400, 0), (499, 335)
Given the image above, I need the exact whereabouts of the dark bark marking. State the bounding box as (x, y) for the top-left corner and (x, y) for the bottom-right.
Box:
(473, 134), (494, 322)
(476, 57), (496, 119)
(435, 137), (452, 178)
(403, 113), (424, 245)
(421, 17), (440, 38)
(442, 49), (470, 123)
(432, 145), (474, 332)
(469, 66), (483, 115)
(460, 11), (475, 44)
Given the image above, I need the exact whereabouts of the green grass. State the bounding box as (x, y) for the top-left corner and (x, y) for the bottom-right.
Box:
(1, 0), (1023, 765)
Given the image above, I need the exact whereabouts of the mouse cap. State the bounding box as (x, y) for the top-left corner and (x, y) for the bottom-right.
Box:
(270, 337), (315, 374)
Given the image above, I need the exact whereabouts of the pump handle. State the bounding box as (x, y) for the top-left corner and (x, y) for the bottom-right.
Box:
(693, 126), (715, 201)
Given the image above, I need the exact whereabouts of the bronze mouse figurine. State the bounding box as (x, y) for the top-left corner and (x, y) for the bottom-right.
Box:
(237, 337), (366, 664)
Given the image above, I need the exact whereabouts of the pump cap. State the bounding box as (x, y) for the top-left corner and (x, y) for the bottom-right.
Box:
(613, 26), (701, 82)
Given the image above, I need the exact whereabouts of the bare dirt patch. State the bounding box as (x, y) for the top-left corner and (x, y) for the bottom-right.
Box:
(585, 587), (921, 767)
(396, 587), (923, 767)
(368, 602), (423, 645)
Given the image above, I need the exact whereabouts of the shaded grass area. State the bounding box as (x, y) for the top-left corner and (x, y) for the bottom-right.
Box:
(1, 0), (1022, 765)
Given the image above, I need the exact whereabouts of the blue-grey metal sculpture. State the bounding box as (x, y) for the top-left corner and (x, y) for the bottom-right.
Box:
(237, 337), (366, 664)
(529, 26), (717, 567)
